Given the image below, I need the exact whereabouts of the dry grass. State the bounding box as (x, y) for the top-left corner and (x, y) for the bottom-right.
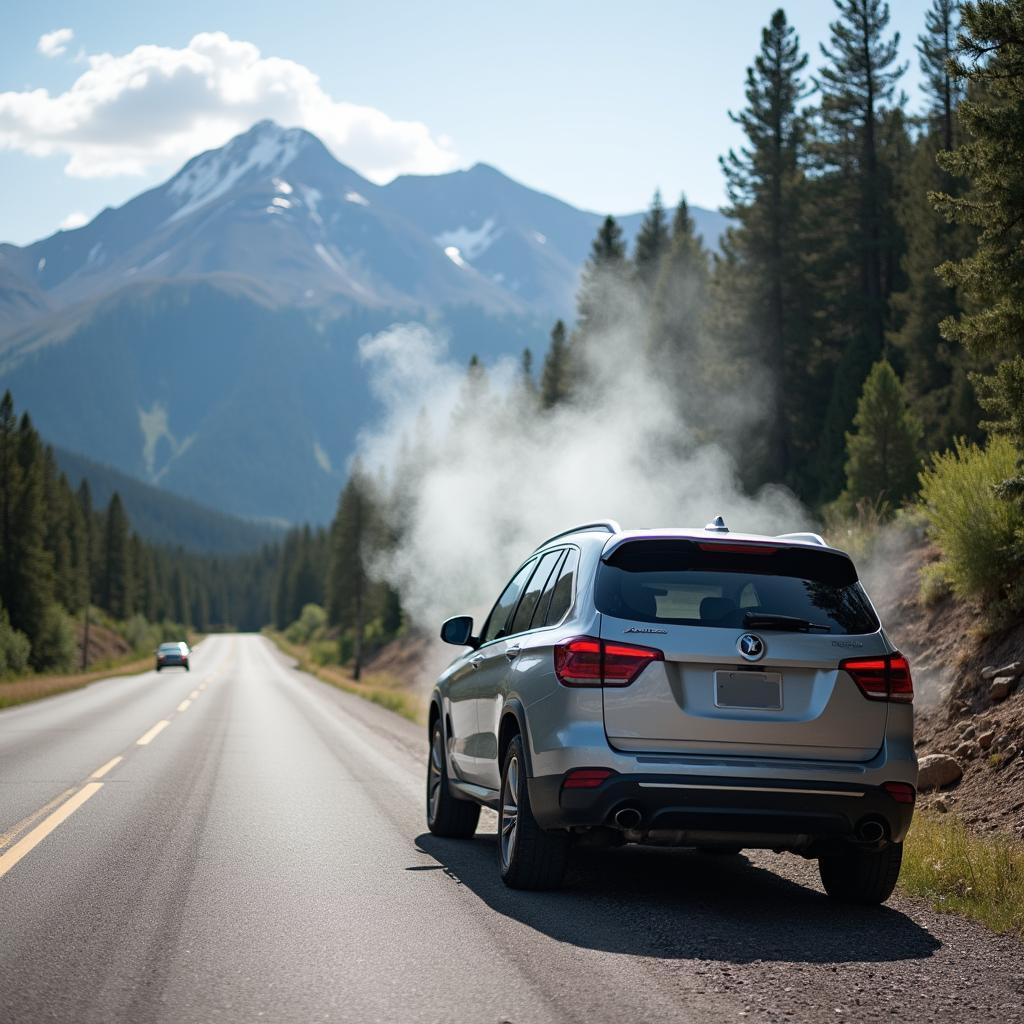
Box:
(0, 655), (154, 709)
(901, 812), (1024, 937)
(266, 631), (425, 723)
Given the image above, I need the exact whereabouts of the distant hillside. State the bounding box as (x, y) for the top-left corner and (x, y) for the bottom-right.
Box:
(55, 446), (282, 553)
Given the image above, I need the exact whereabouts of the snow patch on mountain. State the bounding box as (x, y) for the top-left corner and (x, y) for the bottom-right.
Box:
(167, 123), (305, 224)
(299, 185), (323, 227)
(314, 243), (342, 273)
(313, 440), (332, 473)
(345, 191), (369, 206)
(434, 218), (502, 261)
(443, 246), (467, 269)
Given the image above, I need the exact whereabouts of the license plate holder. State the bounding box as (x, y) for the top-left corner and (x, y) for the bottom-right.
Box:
(714, 670), (783, 710)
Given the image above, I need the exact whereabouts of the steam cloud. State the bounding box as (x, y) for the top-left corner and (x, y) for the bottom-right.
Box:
(355, 285), (812, 635)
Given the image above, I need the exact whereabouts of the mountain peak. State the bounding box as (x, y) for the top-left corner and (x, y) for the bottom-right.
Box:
(165, 120), (318, 223)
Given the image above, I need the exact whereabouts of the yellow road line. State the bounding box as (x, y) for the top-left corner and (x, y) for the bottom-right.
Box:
(136, 720), (169, 746)
(0, 786), (77, 852)
(90, 756), (123, 780)
(189, 690), (200, 699)
(177, 699), (191, 712)
(0, 783), (103, 880)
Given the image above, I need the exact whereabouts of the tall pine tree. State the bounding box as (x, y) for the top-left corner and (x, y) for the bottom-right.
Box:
(576, 215), (628, 340)
(811, 0), (908, 499)
(934, 0), (1024, 500)
(633, 190), (671, 289)
(719, 8), (813, 488)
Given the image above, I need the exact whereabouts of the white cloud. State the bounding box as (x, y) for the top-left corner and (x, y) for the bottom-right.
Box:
(37, 28), (74, 59)
(60, 211), (88, 230)
(2, 32), (459, 181)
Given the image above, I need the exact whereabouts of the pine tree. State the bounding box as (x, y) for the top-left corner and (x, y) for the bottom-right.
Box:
(841, 359), (923, 509)
(0, 392), (21, 618)
(519, 347), (536, 398)
(77, 479), (94, 668)
(633, 190), (671, 288)
(9, 414), (55, 667)
(933, 0), (1024, 499)
(101, 493), (132, 619)
(540, 320), (571, 409)
(652, 197), (710, 363)
(811, 0), (908, 499)
(919, 0), (965, 149)
(890, 0), (975, 450)
(327, 466), (374, 680)
(719, 8), (812, 487)
(576, 215), (628, 338)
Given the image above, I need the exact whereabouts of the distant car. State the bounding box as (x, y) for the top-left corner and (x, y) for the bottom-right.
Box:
(156, 642), (190, 672)
(429, 517), (916, 901)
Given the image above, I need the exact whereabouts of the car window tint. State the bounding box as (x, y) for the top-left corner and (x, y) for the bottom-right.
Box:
(543, 548), (579, 626)
(530, 549), (567, 629)
(480, 560), (537, 644)
(509, 550), (562, 636)
(595, 540), (878, 634)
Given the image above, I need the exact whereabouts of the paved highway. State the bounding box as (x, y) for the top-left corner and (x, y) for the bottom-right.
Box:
(1, 634), (1022, 1023)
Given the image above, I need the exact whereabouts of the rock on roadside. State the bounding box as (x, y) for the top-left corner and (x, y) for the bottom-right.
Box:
(990, 676), (1018, 702)
(917, 753), (964, 791)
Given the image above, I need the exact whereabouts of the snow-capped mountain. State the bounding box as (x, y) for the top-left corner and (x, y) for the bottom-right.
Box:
(0, 121), (728, 522)
(0, 120), (726, 327)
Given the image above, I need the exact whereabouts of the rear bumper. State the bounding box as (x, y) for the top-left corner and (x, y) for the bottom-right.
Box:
(528, 772), (914, 844)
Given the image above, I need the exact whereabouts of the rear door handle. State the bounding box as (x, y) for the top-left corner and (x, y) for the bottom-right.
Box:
(505, 645), (521, 661)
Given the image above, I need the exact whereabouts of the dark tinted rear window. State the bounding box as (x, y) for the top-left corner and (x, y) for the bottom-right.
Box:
(596, 540), (878, 635)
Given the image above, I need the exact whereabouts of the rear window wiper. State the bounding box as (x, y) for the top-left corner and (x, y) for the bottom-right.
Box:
(742, 612), (831, 633)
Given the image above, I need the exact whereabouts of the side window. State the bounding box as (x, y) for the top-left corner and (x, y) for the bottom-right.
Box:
(542, 548), (579, 626)
(480, 560), (537, 644)
(509, 550), (562, 636)
(529, 549), (567, 629)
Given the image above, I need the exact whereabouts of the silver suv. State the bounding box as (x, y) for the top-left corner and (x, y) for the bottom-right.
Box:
(427, 518), (916, 902)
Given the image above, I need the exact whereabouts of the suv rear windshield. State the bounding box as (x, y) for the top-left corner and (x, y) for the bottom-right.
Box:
(595, 540), (879, 635)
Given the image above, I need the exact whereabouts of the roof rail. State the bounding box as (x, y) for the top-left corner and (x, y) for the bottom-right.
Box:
(534, 519), (621, 551)
(776, 531), (827, 547)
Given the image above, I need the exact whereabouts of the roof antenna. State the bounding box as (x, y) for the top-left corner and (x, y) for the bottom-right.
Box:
(704, 514), (729, 533)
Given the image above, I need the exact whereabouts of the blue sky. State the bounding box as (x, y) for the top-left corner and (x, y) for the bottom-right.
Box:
(2, 1), (934, 246)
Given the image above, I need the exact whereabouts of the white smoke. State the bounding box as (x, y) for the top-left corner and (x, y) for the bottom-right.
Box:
(355, 295), (813, 634)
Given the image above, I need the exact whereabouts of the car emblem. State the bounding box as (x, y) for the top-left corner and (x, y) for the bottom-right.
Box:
(737, 633), (765, 661)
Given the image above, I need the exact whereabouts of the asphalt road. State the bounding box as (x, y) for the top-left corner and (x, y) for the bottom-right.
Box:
(1, 633), (1023, 1024)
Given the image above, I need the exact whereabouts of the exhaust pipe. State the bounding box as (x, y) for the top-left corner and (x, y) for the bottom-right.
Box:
(856, 819), (885, 843)
(614, 807), (642, 830)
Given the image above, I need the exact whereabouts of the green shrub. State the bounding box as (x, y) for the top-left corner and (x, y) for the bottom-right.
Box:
(284, 603), (327, 645)
(918, 436), (1024, 606)
(0, 608), (31, 677)
(122, 613), (160, 654)
(31, 604), (76, 673)
(308, 639), (337, 666)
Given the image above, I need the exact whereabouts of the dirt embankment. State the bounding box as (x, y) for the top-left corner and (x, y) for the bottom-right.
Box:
(872, 539), (1024, 840)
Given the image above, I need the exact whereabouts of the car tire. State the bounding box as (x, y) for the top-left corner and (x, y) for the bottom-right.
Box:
(426, 720), (480, 838)
(155, 665), (161, 672)
(818, 841), (903, 905)
(498, 734), (568, 890)
(185, 664), (190, 672)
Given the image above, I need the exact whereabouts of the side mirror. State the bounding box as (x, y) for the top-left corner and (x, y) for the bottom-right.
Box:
(440, 615), (476, 648)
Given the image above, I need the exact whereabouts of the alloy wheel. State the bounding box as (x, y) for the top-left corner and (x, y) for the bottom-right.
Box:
(428, 727), (444, 823)
(500, 754), (520, 868)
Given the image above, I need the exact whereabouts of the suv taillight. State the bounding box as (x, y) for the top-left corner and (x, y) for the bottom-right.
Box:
(840, 652), (914, 704)
(554, 637), (663, 687)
